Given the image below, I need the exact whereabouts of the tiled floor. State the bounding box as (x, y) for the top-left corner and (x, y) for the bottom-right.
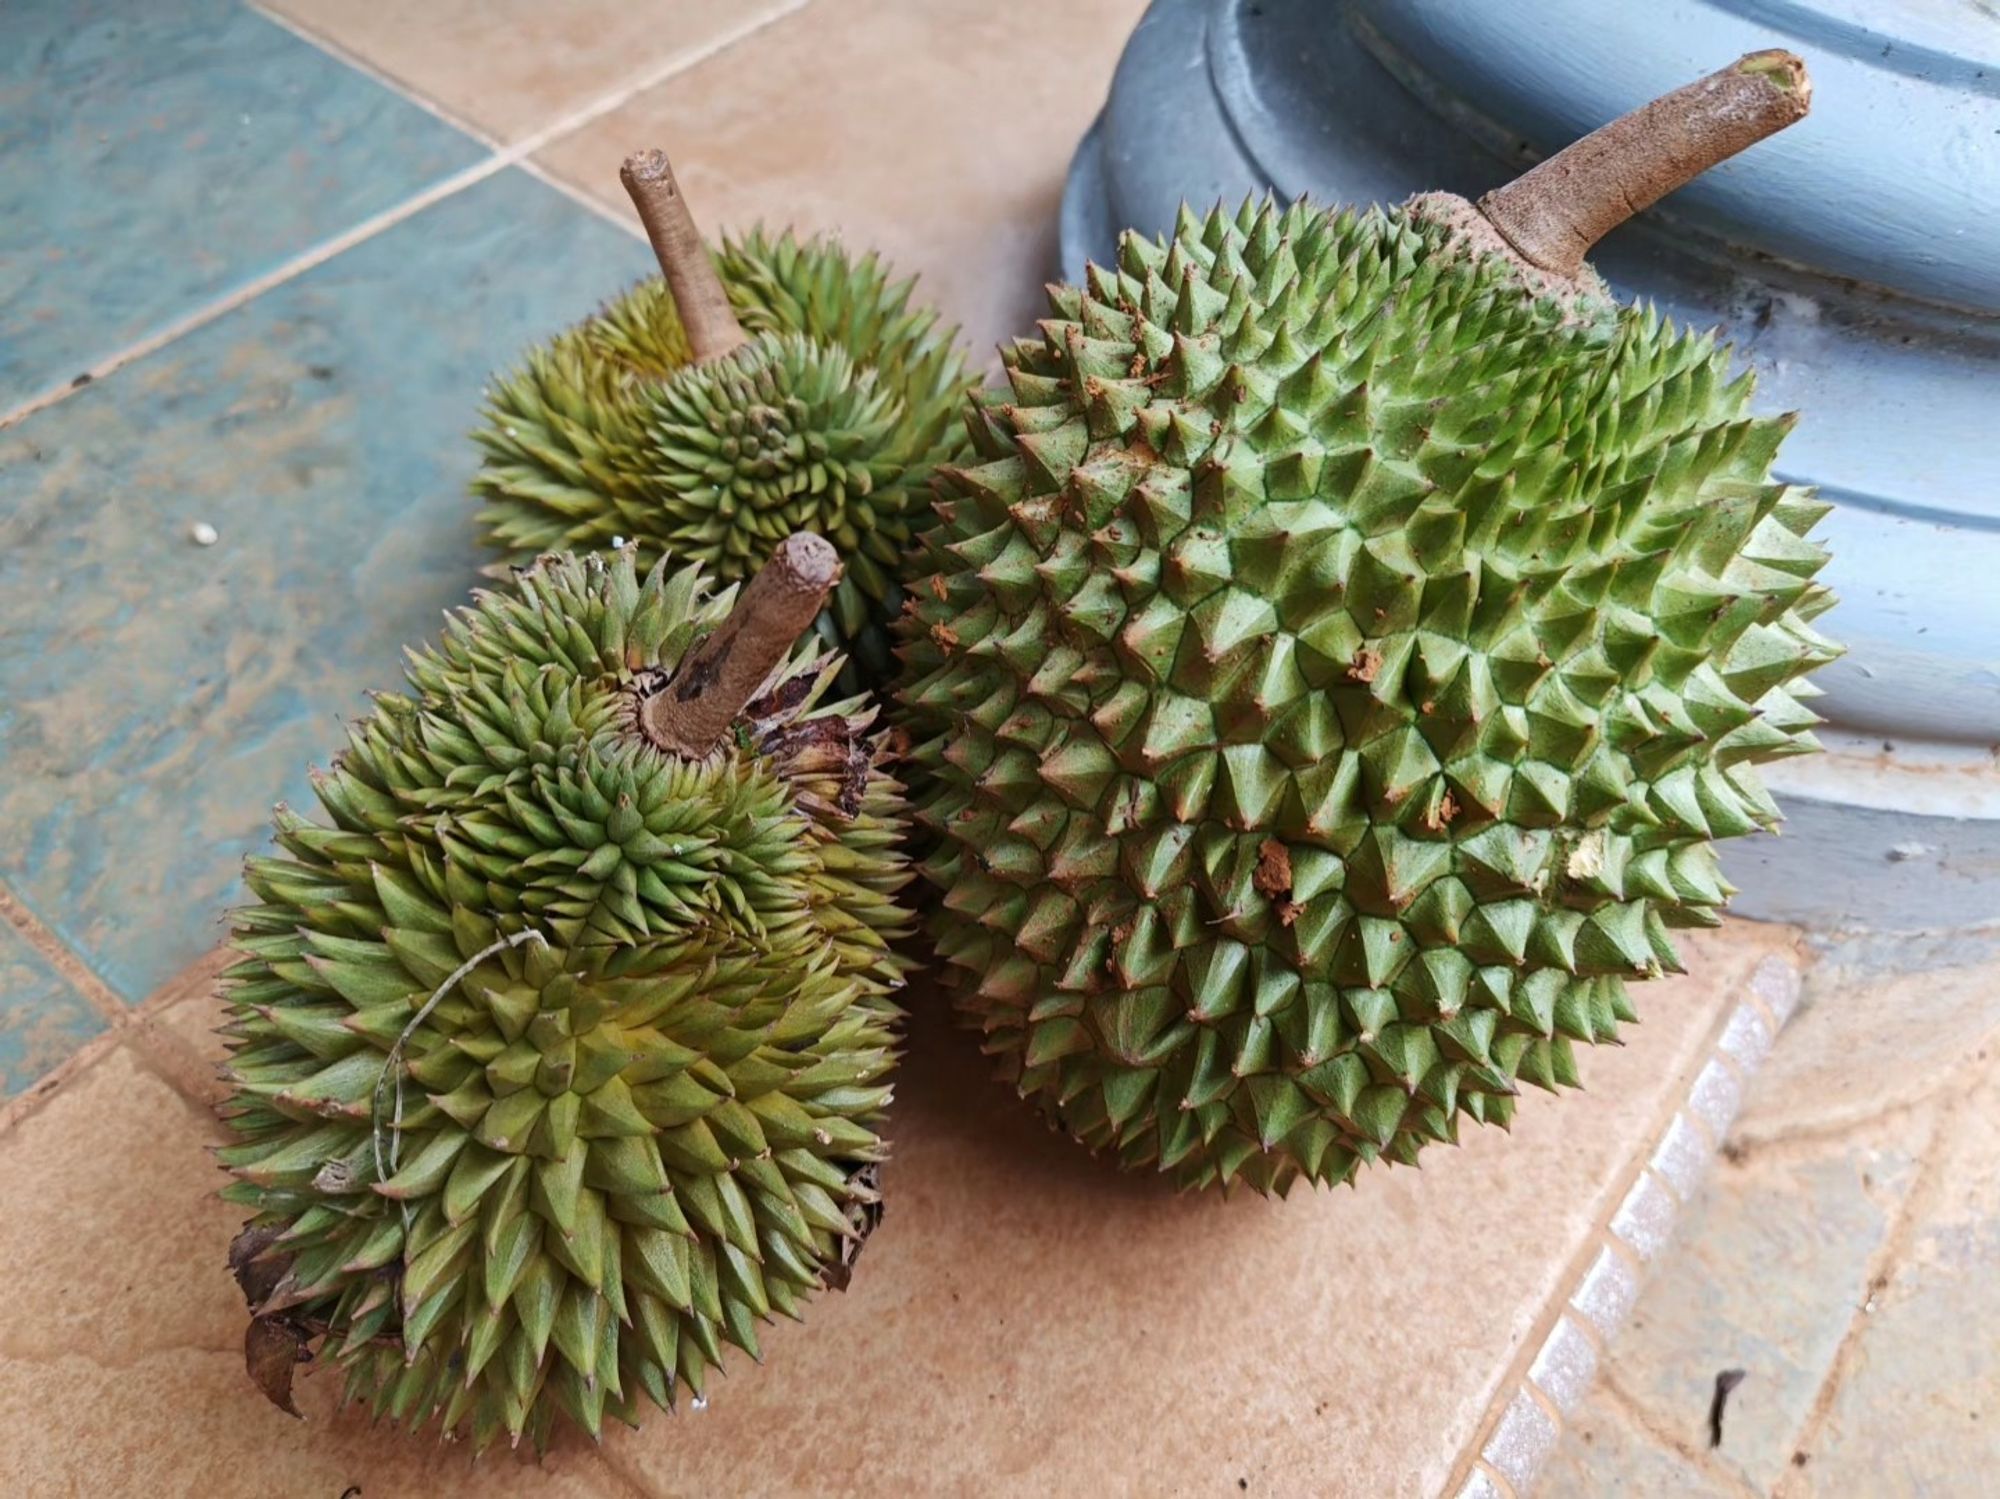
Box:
(3, 932), (1791, 1496)
(0, 1), (1945, 1494)
(1544, 932), (2000, 1497)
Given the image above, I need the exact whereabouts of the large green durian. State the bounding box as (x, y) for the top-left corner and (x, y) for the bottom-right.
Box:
(219, 542), (912, 1450)
(898, 56), (1837, 1192)
(473, 218), (977, 690)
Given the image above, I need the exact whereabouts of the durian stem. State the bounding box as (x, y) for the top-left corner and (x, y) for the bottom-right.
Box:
(620, 148), (748, 364)
(643, 533), (841, 758)
(1477, 50), (1811, 280)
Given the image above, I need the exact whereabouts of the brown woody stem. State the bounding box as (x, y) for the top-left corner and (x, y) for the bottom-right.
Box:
(1477, 50), (1811, 280)
(642, 534), (840, 757)
(620, 148), (748, 364)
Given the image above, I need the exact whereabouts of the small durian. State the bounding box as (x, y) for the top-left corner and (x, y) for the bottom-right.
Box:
(220, 535), (912, 1450)
(899, 54), (1838, 1192)
(474, 147), (977, 690)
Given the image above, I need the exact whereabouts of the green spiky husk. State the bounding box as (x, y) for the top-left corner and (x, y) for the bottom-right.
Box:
(898, 198), (1839, 1195)
(474, 229), (977, 689)
(219, 549), (913, 1451)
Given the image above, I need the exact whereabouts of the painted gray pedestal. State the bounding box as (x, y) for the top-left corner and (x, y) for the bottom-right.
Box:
(1060, 0), (2000, 931)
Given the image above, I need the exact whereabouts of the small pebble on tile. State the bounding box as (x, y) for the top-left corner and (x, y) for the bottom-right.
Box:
(1716, 1001), (1775, 1072)
(1483, 1389), (1560, 1494)
(1528, 1314), (1600, 1415)
(1750, 953), (1803, 1027)
(1608, 1169), (1679, 1262)
(1687, 1056), (1745, 1141)
(1571, 1244), (1642, 1339)
(1650, 1113), (1714, 1200)
(189, 521), (219, 547)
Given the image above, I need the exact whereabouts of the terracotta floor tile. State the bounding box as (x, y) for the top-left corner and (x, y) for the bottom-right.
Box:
(0, 1045), (629, 1496)
(534, 0), (1155, 359)
(586, 925), (1781, 1497)
(264, 0), (806, 144)
(35, 926), (1782, 1494)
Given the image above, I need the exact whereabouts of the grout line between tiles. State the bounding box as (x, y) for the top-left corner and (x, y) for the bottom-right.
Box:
(0, 156), (511, 432)
(1770, 1056), (1981, 1495)
(245, 2), (506, 147)
(1438, 931), (1812, 1498)
(514, 155), (650, 242)
(1591, 1370), (1765, 1499)
(0, 1022), (129, 1137)
(0, 881), (128, 1024)
(0, 0), (812, 435)
(0, 940), (234, 1137)
(596, 1437), (673, 1499)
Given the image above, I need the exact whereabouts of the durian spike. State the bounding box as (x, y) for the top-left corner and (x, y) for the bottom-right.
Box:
(620, 147), (748, 363)
(641, 532), (841, 757)
(1477, 50), (1811, 280)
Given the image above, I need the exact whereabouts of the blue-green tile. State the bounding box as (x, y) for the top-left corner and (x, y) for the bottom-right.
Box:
(0, 167), (655, 1000)
(0, 0), (486, 407)
(0, 905), (109, 1097)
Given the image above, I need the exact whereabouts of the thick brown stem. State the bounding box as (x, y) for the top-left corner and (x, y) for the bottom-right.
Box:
(642, 534), (840, 757)
(620, 148), (748, 364)
(1477, 50), (1811, 279)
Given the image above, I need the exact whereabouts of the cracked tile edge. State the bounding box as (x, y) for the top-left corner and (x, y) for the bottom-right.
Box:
(1435, 938), (1809, 1498)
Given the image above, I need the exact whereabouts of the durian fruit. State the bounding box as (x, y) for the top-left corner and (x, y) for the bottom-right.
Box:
(473, 146), (977, 690)
(899, 54), (1838, 1193)
(219, 534), (913, 1450)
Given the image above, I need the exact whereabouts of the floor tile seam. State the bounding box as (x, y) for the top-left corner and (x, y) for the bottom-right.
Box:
(1445, 971), (1764, 1489)
(1454, 1458), (1515, 1499)
(1729, 1089), (1948, 1162)
(593, 1437), (675, 1499)
(1770, 1052), (1989, 1495)
(0, 881), (128, 1022)
(244, 1), (503, 147)
(0, 153), (515, 433)
(255, 0), (814, 162)
(1590, 1368), (1766, 1499)
(0, 944), (234, 1135)
(0, 1022), (130, 1136)
(1438, 947), (1801, 1498)
(127, 1016), (233, 1131)
(512, 157), (651, 243)
(0, 0), (813, 435)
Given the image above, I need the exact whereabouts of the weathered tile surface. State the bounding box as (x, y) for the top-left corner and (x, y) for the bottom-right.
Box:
(266, 0), (806, 143)
(0, 167), (653, 1001)
(1546, 937), (2000, 1496)
(535, 0), (1153, 358)
(1598, 1119), (1931, 1493)
(0, 907), (107, 1098)
(1736, 943), (2000, 1144)
(1797, 1059), (2000, 1493)
(0, 0), (484, 408)
(1543, 1388), (1738, 1499)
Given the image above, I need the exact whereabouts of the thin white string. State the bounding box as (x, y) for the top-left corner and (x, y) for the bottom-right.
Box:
(368, 927), (549, 1233)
